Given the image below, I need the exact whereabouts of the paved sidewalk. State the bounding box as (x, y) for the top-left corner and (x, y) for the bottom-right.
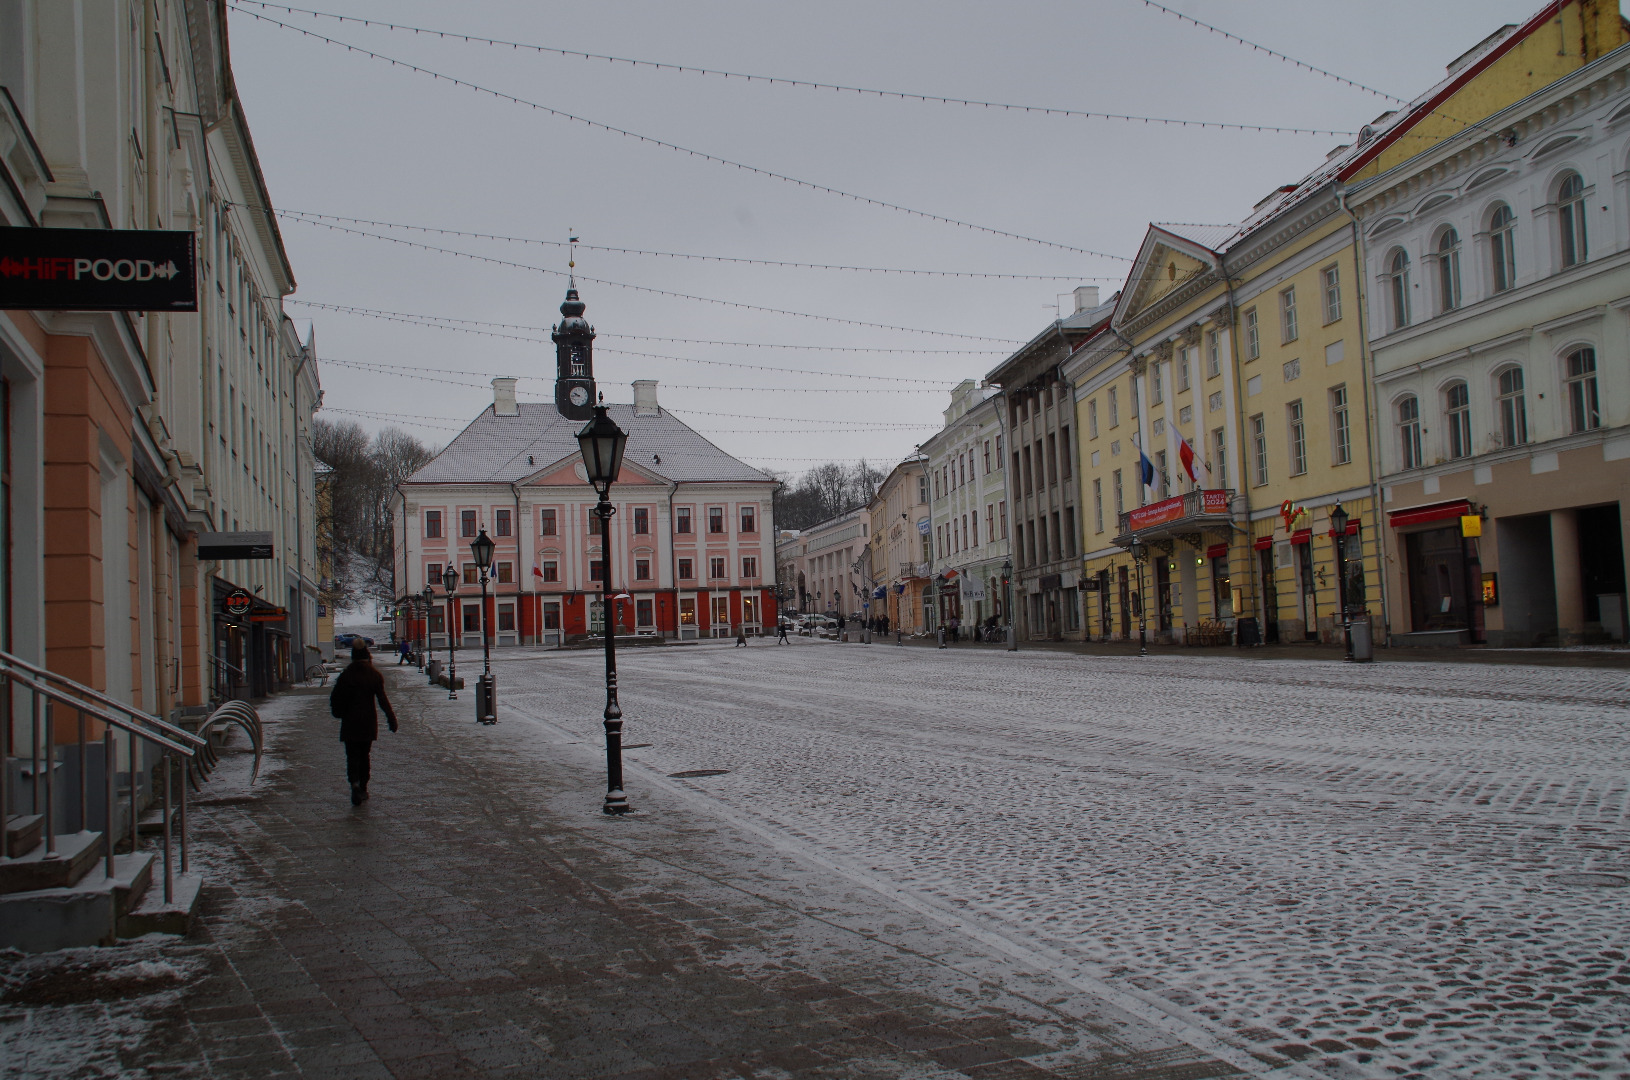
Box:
(9, 666), (1251, 1080)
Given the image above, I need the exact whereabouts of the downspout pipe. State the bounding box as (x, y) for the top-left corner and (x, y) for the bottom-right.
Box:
(1336, 185), (1393, 641)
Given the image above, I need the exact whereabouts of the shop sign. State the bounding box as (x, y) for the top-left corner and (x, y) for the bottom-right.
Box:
(222, 588), (253, 618)
(1200, 490), (1230, 515)
(1039, 573), (1062, 591)
(0, 228), (197, 311)
(1460, 514), (1482, 538)
(1127, 494), (1185, 532)
(250, 608), (287, 623)
(1481, 572), (1499, 605)
(198, 531), (274, 560)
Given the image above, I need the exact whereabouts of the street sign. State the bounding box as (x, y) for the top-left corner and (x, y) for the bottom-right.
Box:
(222, 588), (254, 618)
(0, 228), (197, 311)
(198, 531), (274, 560)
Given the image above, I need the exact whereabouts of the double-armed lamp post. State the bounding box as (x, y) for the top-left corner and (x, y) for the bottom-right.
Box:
(419, 585), (434, 674)
(471, 528), (496, 724)
(1129, 535), (1149, 657)
(578, 404), (631, 815)
(440, 564), (460, 700)
(1002, 558), (1016, 651)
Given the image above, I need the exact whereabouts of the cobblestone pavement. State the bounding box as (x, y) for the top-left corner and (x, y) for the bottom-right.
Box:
(491, 639), (1630, 1080)
(2, 660), (1254, 1080)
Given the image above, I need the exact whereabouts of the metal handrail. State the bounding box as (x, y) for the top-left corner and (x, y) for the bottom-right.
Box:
(1, 653), (202, 910)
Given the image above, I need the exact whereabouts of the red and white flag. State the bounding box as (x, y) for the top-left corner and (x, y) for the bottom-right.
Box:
(532, 564), (544, 579)
(1178, 435), (1199, 482)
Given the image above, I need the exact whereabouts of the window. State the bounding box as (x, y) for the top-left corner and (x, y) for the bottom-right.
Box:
(1206, 330), (1221, 378)
(635, 558), (651, 580)
(708, 507), (724, 534)
(1438, 228), (1462, 313)
(1088, 400), (1099, 439)
(1388, 249), (1411, 330)
(424, 511), (442, 538)
(1244, 307), (1260, 359)
(1490, 204), (1516, 293)
(1093, 479), (1104, 533)
(1212, 428), (1227, 486)
(741, 596), (757, 625)
(633, 507), (649, 534)
(1064, 508), (1076, 557)
(1330, 385), (1351, 465)
(679, 598), (696, 626)
(495, 509), (510, 537)
(918, 475), (930, 503)
(1445, 381), (1471, 459)
(1021, 445), (1033, 494)
(1176, 347), (1191, 391)
(1060, 427), (1072, 479)
(740, 506), (756, 533)
(463, 606), (481, 633)
(1250, 415), (1268, 486)
(1209, 391), (1223, 414)
(710, 557), (726, 579)
(1151, 363), (1163, 405)
(589, 560), (604, 583)
(676, 507), (692, 533)
(986, 504), (994, 542)
(1280, 287), (1298, 343)
(541, 560), (558, 582)
(1558, 172), (1587, 268)
(995, 435), (1003, 467)
(461, 510), (477, 537)
(426, 563), (442, 584)
(463, 562), (478, 585)
(971, 511), (978, 547)
(636, 599), (654, 627)
(739, 556), (755, 579)
(588, 513), (603, 536)
(712, 596), (729, 625)
(1179, 405), (1192, 426)
(999, 500), (1008, 538)
(1398, 395), (1423, 469)
(1283, 358), (1301, 382)
(496, 562), (513, 584)
(1565, 347), (1600, 432)
(498, 605), (515, 633)
(983, 439), (992, 472)
(1046, 434), (1058, 486)
(678, 557), (693, 579)
(539, 508), (557, 535)
(1155, 450), (1168, 497)
(1051, 512), (1062, 560)
(1036, 518), (1047, 563)
(1498, 367), (1528, 446)
(1108, 387), (1120, 428)
(1112, 469), (1123, 515)
(1322, 265), (1342, 323)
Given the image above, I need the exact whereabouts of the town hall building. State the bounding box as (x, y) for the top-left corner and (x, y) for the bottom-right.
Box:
(393, 287), (779, 645)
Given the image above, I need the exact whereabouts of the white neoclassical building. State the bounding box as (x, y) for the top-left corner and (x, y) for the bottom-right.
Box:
(1350, 45), (1630, 645)
(921, 379), (1010, 635)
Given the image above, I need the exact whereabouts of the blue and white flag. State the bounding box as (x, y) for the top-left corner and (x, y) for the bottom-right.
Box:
(1138, 452), (1155, 487)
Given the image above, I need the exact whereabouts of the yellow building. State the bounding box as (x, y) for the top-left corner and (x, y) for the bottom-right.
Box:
(1069, 0), (1625, 646)
(867, 455), (931, 635)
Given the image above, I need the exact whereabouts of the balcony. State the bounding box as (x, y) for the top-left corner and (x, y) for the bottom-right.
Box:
(898, 561), (930, 579)
(1115, 489), (1235, 549)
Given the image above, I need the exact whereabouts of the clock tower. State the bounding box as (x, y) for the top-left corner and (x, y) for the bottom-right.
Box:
(552, 284), (597, 420)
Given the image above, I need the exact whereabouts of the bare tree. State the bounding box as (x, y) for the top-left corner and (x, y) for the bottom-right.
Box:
(314, 418), (436, 607)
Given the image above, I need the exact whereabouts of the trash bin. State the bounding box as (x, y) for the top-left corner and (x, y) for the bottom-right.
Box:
(1236, 617), (1261, 647)
(475, 674), (496, 723)
(426, 658), (442, 684)
(1349, 616), (1374, 662)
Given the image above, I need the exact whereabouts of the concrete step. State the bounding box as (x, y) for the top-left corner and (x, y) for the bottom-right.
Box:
(4, 813), (42, 858)
(118, 871), (202, 939)
(0, 852), (159, 952)
(0, 830), (104, 894)
(110, 852), (155, 917)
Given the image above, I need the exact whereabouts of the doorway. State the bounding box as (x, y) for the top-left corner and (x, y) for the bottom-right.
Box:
(1258, 547), (1279, 644)
(1296, 541), (1317, 640)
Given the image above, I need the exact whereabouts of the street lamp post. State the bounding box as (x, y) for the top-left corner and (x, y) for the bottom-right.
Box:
(440, 564), (460, 699)
(1002, 558), (1016, 651)
(420, 585), (435, 682)
(1129, 536), (1148, 657)
(578, 404), (631, 816)
(1330, 503), (1352, 661)
(471, 528), (496, 724)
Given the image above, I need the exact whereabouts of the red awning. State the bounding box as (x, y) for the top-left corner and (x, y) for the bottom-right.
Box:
(1290, 528), (1313, 546)
(1253, 536), (1274, 551)
(1387, 499), (1472, 528)
(1327, 522), (1361, 538)
(1206, 543), (1229, 559)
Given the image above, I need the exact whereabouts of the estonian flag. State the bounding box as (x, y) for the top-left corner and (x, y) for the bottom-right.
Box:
(1138, 452), (1155, 487)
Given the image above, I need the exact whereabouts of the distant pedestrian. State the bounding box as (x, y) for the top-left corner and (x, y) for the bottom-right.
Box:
(776, 620), (790, 643)
(328, 644), (399, 806)
(735, 626), (748, 647)
(397, 639), (412, 665)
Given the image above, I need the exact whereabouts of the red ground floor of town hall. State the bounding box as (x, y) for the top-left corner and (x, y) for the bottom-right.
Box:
(391, 587), (781, 645)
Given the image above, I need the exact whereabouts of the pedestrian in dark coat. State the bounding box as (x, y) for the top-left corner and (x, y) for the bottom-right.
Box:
(329, 644), (398, 805)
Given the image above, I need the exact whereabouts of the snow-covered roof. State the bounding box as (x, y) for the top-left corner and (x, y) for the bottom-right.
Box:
(1151, 223), (1241, 253)
(406, 402), (773, 486)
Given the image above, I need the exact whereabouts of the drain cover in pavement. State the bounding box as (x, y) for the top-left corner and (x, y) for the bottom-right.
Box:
(1547, 872), (1628, 888)
(623, 743), (653, 749)
(669, 769), (730, 778)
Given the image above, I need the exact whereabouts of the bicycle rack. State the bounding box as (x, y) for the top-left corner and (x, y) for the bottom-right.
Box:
(187, 700), (264, 790)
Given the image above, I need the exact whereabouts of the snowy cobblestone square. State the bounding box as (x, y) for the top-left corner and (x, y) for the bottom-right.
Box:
(498, 641), (1630, 1079)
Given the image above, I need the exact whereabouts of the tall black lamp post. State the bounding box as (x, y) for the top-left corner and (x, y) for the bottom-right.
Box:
(420, 585), (435, 681)
(1129, 535), (1149, 657)
(1002, 558), (1017, 651)
(578, 404), (631, 815)
(471, 528), (496, 724)
(1330, 503), (1352, 661)
(440, 564), (460, 700)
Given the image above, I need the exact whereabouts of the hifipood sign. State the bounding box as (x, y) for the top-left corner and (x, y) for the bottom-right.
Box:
(0, 228), (197, 311)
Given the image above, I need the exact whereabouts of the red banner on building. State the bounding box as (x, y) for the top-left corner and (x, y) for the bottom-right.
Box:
(1127, 494), (1185, 531)
(1200, 490), (1229, 515)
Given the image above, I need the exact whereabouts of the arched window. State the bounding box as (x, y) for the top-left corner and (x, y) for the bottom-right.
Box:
(1388, 249), (1411, 329)
(1437, 228), (1462, 313)
(1565, 347), (1600, 432)
(1497, 366), (1527, 447)
(1490, 204), (1517, 293)
(1558, 172), (1588, 268)
(1398, 395), (1422, 470)
(1444, 381), (1471, 459)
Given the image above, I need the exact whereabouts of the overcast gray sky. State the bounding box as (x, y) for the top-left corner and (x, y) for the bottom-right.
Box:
(225, 0), (1574, 475)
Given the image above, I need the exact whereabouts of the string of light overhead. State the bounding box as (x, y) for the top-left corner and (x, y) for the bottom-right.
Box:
(274, 213), (1023, 342)
(229, 5), (1129, 259)
(231, 1), (1357, 137)
(274, 209), (1110, 281)
(321, 356), (945, 393)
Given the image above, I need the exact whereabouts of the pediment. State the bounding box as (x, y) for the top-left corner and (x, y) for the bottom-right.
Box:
(522, 454), (662, 487)
(1116, 229), (1218, 327)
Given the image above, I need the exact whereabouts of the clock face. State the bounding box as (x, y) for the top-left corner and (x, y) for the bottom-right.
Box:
(569, 386), (589, 406)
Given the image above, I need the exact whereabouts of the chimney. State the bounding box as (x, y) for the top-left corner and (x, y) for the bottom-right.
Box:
(1073, 285), (1100, 313)
(632, 379), (660, 417)
(492, 377), (518, 417)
